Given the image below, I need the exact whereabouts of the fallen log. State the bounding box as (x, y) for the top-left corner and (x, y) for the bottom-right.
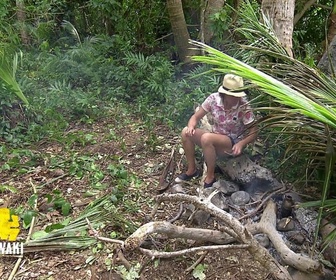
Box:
(218, 153), (281, 187)
(125, 193), (293, 280)
(124, 221), (234, 248)
(124, 193), (327, 279)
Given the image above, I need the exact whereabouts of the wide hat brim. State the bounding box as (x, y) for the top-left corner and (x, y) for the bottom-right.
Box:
(218, 86), (246, 97)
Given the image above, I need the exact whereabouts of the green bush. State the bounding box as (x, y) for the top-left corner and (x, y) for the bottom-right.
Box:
(1, 35), (226, 147)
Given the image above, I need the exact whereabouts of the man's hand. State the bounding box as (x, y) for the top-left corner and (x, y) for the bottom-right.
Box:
(186, 126), (196, 136)
(232, 141), (245, 156)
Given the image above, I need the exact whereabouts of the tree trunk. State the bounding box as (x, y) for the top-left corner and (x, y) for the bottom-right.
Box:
(261, 0), (295, 58)
(327, 1), (336, 45)
(16, 0), (30, 46)
(199, 0), (225, 44)
(167, 0), (198, 63)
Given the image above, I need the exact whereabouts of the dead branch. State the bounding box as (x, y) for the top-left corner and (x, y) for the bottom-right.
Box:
(123, 192), (324, 279)
(125, 221), (234, 249)
(139, 244), (250, 258)
(116, 249), (131, 270)
(126, 193), (326, 278)
(126, 193), (292, 280)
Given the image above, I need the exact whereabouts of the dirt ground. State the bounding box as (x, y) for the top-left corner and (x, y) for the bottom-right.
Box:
(0, 112), (278, 280)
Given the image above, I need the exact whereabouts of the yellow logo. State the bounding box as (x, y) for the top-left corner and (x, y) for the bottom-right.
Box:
(0, 208), (20, 241)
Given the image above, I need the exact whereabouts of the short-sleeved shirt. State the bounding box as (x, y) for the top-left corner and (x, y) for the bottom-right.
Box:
(201, 92), (255, 140)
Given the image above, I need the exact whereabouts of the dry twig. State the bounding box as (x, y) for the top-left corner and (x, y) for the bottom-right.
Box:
(139, 244), (249, 258)
(185, 251), (208, 273)
(86, 218), (124, 247)
(238, 185), (286, 221)
(168, 203), (184, 223)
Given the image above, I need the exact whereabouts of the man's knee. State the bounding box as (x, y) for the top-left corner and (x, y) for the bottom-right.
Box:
(200, 132), (213, 146)
(181, 126), (188, 138)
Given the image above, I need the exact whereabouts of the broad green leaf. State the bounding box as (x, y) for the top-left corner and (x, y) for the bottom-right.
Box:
(22, 210), (37, 228)
(61, 202), (72, 216)
(193, 264), (207, 280)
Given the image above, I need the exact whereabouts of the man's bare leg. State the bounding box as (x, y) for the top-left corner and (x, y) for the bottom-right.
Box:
(200, 133), (233, 184)
(181, 127), (206, 175)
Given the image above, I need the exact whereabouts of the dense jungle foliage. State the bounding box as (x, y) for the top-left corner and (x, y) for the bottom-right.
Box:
(1, 0), (334, 182)
(1, 0), (336, 272)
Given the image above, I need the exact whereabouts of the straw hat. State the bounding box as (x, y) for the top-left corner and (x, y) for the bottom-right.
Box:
(218, 74), (246, 97)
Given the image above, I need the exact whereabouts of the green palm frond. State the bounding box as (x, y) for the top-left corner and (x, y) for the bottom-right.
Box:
(234, 2), (287, 56)
(190, 40), (336, 129)
(189, 39), (336, 182)
(0, 50), (28, 104)
(24, 195), (136, 252)
(61, 20), (81, 45)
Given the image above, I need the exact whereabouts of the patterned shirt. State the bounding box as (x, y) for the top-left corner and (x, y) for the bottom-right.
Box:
(201, 92), (255, 139)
